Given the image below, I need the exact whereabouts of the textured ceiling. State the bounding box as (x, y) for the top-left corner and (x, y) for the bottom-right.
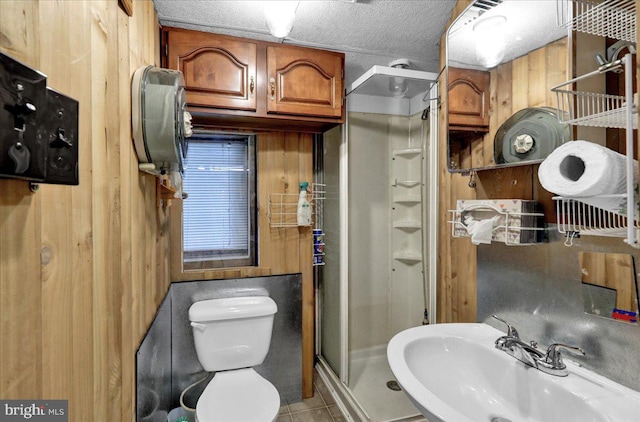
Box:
(153, 0), (458, 89)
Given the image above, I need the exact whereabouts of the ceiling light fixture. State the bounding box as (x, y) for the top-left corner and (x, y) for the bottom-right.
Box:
(264, 1), (300, 39)
(473, 15), (507, 68)
(388, 59), (410, 97)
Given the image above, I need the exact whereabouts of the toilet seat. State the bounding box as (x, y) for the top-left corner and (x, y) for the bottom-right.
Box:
(196, 368), (280, 422)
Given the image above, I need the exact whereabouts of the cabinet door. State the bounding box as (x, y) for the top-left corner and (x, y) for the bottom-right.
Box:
(266, 45), (343, 118)
(166, 31), (257, 112)
(448, 67), (490, 131)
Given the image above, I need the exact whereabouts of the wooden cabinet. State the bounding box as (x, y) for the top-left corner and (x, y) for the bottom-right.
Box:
(162, 28), (344, 131)
(166, 30), (258, 112)
(448, 67), (490, 132)
(266, 45), (343, 119)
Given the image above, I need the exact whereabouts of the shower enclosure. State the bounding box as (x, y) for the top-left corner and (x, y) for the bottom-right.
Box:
(316, 68), (439, 421)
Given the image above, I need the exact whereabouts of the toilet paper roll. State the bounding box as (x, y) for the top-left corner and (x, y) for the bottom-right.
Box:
(538, 140), (639, 217)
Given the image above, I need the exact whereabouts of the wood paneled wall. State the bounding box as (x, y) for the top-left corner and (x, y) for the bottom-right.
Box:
(257, 132), (314, 398)
(0, 1), (166, 420)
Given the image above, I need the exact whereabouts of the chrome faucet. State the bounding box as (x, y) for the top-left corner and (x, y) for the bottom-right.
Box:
(492, 315), (544, 368)
(537, 343), (585, 377)
(491, 315), (584, 377)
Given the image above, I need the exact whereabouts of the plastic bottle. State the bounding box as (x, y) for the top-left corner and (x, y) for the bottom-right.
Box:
(297, 182), (311, 226)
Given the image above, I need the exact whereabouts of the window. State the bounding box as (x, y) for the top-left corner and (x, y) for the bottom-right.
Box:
(181, 133), (256, 269)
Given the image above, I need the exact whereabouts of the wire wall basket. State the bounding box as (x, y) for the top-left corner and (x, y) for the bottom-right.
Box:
(551, 53), (637, 247)
(552, 89), (637, 129)
(551, 59), (638, 129)
(267, 183), (325, 228)
(556, 0), (636, 42)
(449, 203), (546, 245)
(554, 197), (640, 244)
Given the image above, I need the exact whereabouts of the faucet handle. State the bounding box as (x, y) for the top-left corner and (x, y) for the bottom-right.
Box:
(492, 315), (520, 339)
(545, 343), (585, 368)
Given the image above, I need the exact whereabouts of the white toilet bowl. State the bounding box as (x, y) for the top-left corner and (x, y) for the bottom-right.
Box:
(188, 296), (281, 422)
(195, 368), (280, 422)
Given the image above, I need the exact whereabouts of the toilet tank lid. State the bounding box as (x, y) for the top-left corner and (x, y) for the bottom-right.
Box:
(189, 296), (278, 322)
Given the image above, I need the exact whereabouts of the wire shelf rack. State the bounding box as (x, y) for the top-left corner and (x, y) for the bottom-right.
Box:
(554, 197), (640, 244)
(267, 183), (325, 228)
(551, 59), (638, 129)
(550, 54), (638, 247)
(556, 0), (636, 42)
(552, 90), (637, 129)
(449, 203), (546, 246)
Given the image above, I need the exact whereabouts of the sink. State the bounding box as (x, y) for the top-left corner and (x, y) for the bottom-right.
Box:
(387, 323), (640, 422)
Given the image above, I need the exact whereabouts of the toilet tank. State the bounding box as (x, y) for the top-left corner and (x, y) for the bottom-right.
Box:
(189, 296), (278, 372)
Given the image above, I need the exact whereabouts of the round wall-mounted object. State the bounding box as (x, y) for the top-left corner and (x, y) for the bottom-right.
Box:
(494, 107), (571, 164)
(132, 65), (187, 175)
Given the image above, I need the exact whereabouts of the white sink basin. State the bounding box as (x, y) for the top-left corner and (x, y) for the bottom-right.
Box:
(387, 323), (640, 422)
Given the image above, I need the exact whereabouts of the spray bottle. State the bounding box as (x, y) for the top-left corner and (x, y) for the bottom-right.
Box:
(297, 182), (311, 226)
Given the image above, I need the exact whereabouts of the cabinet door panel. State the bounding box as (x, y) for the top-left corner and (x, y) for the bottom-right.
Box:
(267, 46), (343, 118)
(448, 67), (490, 131)
(167, 32), (257, 111)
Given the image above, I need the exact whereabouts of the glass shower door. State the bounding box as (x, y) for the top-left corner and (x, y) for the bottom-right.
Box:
(318, 125), (345, 380)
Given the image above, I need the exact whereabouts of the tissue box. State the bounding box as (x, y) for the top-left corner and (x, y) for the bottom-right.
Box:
(452, 199), (545, 244)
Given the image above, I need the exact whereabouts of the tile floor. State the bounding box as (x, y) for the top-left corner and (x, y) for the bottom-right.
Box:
(278, 370), (346, 422)
(278, 367), (429, 422)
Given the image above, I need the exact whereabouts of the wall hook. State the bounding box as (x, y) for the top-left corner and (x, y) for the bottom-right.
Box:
(468, 171), (477, 188)
(564, 231), (579, 247)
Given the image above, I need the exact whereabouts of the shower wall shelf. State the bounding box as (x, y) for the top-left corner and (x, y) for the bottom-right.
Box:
(448, 203), (546, 245)
(393, 251), (422, 264)
(267, 183), (325, 228)
(393, 179), (421, 187)
(393, 195), (421, 204)
(390, 123), (425, 335)
(556, 0), (636, 42)
(393, 148), (422, 157)
(393, 220), (422, 231)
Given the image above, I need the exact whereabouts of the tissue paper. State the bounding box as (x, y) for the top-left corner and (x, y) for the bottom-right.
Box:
(538, 140), (639, 218)
(464, 215), (499, 245)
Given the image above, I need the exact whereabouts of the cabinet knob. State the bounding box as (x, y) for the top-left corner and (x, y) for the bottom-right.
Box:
(249, 76), (254, 98)
(269, 77), (275, 101)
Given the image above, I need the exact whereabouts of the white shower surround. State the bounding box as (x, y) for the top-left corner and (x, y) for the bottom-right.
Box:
(347, 112), (429, 353)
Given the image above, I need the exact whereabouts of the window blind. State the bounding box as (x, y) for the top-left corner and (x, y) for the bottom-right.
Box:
(182, 138), (250, 261)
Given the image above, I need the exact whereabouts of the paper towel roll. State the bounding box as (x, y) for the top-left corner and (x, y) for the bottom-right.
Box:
(538, 140), (639, 217)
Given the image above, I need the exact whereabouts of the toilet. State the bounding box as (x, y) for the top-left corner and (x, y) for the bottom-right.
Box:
(189, 296), (281, 422)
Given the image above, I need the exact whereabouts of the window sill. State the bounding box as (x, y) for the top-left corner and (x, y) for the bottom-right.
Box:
(170, 265), (273, 282)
